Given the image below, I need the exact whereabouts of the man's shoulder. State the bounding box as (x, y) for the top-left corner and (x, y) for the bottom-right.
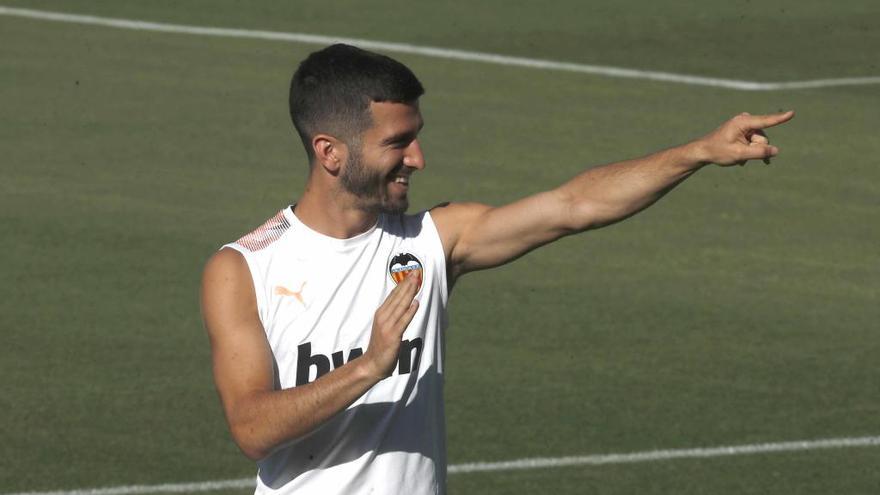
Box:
(423, 201), (492, 248)
(201, 247), (252, 304)
(229, 208), (293, 253)
(427, 201), (490, 224)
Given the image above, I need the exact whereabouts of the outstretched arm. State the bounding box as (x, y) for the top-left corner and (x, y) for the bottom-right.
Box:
(432, 111), (794, 282)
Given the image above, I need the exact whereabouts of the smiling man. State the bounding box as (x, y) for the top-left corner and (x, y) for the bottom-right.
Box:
(200, 44), (793, 494)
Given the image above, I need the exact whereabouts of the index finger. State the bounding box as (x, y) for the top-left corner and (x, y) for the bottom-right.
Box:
(743, 110), (795, 130)
(381, 271), (420, 311)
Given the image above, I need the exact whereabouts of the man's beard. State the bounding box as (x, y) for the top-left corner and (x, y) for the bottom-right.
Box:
(339, 147), (409, 214)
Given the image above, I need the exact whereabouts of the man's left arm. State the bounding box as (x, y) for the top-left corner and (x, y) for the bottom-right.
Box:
(431, 111), (794, 282)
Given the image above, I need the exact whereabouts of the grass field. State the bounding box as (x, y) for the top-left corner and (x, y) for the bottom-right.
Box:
(2, 1), (879, 493)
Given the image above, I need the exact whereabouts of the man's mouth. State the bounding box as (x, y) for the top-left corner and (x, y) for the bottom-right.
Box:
(392, 175), (410, 185)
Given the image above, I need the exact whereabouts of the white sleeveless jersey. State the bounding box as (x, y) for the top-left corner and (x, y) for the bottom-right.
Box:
(223, 206), (449, 495)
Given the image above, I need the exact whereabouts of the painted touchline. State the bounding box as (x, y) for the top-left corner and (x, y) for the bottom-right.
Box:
(2, 6), (880, 91)
(5, 435), (880, 495)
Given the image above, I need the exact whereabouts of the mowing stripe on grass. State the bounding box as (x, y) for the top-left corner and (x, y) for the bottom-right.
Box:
(7, 435), (880, 495)
(2, 6), (880, 91)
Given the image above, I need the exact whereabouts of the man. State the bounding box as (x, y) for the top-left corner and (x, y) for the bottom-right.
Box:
(200, 44), (793, 494)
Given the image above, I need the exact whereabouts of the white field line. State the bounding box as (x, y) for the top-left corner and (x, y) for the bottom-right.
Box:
(449, 434), (880, 473)
(3, 6), (880, 91)
(5, 435), (880, 495)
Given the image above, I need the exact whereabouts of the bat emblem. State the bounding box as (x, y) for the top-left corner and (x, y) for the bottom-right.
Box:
(388, 252), (423, 292)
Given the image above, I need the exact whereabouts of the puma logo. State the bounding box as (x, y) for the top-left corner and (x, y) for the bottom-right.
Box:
(275, 281), (307, 305)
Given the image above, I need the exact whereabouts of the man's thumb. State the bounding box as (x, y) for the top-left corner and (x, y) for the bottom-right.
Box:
(745, 143), (780, 160)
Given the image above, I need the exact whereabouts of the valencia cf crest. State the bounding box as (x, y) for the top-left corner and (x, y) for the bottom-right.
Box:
(388, 252), (424, 292)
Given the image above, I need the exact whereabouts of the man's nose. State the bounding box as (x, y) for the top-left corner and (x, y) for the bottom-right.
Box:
(403, 139), (426, 170)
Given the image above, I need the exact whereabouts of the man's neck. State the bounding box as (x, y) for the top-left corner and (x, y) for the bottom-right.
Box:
(294, 187), (380, 239)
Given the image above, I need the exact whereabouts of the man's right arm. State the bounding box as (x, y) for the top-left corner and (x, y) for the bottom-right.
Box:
(200, 248), (419, 460)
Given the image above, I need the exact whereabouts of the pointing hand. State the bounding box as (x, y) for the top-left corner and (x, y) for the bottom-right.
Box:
(694, 110), (795, 167)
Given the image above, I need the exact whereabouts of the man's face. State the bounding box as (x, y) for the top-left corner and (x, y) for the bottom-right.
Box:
(339, 101), (425, 214)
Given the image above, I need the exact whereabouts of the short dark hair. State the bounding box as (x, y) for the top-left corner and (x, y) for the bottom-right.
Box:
(289, 44), (425, 161)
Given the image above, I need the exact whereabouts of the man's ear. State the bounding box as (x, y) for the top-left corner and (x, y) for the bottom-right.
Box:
(312, 134), (347, 175)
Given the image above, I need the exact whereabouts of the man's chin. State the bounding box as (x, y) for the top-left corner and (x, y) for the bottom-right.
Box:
(380, 199), (409, 215)
(355, 196), (408, 215)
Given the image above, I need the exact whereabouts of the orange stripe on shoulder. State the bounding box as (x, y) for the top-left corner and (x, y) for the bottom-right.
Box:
(236, 210), (292, 251)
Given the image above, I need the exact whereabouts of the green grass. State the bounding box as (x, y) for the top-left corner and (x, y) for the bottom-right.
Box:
(1, 1), (878, 493)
